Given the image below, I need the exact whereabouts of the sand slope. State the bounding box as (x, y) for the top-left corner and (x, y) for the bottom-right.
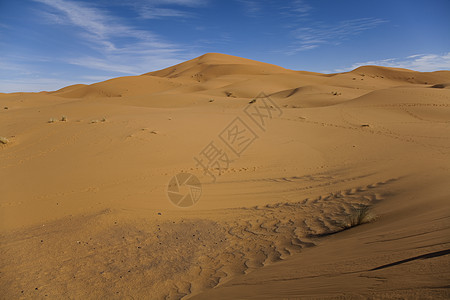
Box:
(0, 53), (449, 299)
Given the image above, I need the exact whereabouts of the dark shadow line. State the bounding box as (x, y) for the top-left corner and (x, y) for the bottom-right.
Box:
(370, 249), (450, 271)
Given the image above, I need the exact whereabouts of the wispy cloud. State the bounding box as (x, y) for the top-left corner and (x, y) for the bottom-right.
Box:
(68, 52), (183, 75)
(287, 18), (387, 54)
(0, 56), (87, 92)
(237, 0), (262, 15)
(123, 0), (206, 19)
(0, 60), (33, 74)
(238, 0), (312, 18)
(330, 53), (450, 73)
(0, 77), (86, 93)
(143, 0), (205, 5)
(0, 0), (200, 92)
(34, 0), (165, 50)
(32, 0), (187, 74)
(291, 0), (312, 14)
(138, 7), (191, 19)
(281, 0), (312, 17)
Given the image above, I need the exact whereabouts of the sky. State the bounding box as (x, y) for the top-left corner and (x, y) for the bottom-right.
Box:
(1, 0), (449, 92)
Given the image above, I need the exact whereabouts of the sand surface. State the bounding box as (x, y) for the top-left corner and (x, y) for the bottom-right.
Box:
(1, 53), (449, 299)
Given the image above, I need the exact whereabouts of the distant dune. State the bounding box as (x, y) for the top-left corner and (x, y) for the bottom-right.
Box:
(1, 53), (449, 299)
(40, 53), (450, 109)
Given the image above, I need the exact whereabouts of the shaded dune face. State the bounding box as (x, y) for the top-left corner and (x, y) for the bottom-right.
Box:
(430, 82), (450, 89)
(1, 53), (449, 299)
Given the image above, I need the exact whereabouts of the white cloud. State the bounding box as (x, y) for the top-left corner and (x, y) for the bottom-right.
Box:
(0, 60), (33, 74)
(81, 75), (118, 82)
(35, 0), (115, 40)
(32, 0), (188, 74)
(284, 44), (317, 54)
(139, 7), (191, 19)
(282, 0), (312, 17)
(0, 77), (86, 93)
(34, 0), (165, 50)
(288, 18), (387, 53)
(0, 0), (198, 92)
(146, 0), (205, 6)
(331, 53), (450, 73)
(238, 0), (262, 14)
(124, 0), (206, 19)
(291, 0), (312, 14)
(69, 53), (183, 75)
(239, 0), (312, 18)
(68, 57), (139, 74)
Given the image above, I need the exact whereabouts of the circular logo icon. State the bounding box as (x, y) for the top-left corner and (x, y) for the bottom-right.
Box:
(167, 173), (202, 207)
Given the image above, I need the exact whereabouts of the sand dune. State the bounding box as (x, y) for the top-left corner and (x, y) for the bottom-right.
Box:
(0, 53), (449, 299)
(50, 76), (184, 99)
(147, 53), (293, 79)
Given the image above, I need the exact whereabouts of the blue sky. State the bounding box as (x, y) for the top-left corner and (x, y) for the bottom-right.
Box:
(1, 0), (449, 92)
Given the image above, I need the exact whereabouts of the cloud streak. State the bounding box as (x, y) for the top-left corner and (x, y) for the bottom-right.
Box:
(287, 17), (387, 54)
(122, 0), (206, 19)
(34, 0), (168, 50)
(331, 53), (450, 73)
(281, 0), (312, 17)
(0, 77), (84, 93)
(239, 0), (312, 18)
(32, 0), (187, 74)
(0, 0), (199, 92)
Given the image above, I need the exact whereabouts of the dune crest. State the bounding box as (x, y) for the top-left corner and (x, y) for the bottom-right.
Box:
(33, 53), (450, 110)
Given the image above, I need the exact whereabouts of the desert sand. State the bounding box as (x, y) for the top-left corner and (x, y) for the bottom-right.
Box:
(0, 53), (449, 299)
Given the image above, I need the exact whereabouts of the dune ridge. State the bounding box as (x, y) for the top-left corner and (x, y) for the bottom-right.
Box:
(46, 53), (450, 106)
